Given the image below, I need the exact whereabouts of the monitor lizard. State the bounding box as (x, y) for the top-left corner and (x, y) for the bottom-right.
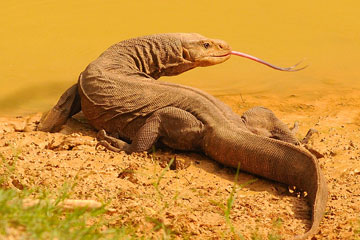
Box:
(38, 33), (327, 239)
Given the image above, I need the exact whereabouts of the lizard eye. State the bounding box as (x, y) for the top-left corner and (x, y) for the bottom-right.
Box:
(203, 42), (210, 49)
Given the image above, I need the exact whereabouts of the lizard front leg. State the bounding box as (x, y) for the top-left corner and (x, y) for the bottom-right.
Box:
(96, 115), (160, 154)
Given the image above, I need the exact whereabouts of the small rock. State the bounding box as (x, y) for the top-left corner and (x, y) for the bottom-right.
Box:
(159, 156), (191, 170)
(12, 179), (24, 190)
(285, 206), (294, 215)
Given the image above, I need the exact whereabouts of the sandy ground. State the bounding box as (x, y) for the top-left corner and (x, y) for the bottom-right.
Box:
(1, 89), (360, 239)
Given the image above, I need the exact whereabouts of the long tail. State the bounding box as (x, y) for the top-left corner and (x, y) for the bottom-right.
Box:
(37, 83), (81, 132)
(203, 126), (328, 239)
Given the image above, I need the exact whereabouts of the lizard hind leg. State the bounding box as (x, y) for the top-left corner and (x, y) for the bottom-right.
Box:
(37, 84), (81, 132)
(241, 106), (300, 145)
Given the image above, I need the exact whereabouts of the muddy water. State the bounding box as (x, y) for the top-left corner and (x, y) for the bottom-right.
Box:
(0, 1), (359, 115)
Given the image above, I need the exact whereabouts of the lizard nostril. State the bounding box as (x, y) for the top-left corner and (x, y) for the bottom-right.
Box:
(219, 44), (223, 49)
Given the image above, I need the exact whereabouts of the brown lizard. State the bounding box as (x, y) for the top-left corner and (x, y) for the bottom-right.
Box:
(38, 33), (327, 239)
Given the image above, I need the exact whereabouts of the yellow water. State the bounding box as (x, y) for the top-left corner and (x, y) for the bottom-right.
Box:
(0, 0), (359, 115)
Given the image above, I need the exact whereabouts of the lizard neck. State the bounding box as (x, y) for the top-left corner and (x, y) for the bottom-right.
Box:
(93, 34), (196, 80)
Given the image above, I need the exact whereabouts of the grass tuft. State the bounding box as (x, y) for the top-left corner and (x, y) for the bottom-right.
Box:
(148, 157), (176, 239)
(354, 217), (360, 240)
(145, 217), (173, 240)
(210, 164), (258, 240)
(152, 157), (175, 200)
(0, 150), (20, 189)
(267, 218), (283, 240)
(0, 185), (136, 239)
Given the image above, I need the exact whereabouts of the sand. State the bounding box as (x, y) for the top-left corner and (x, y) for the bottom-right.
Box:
(1, 89), (359, 239)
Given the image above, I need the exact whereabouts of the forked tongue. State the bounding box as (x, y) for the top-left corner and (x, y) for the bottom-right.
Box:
(231, 51), (307, 72)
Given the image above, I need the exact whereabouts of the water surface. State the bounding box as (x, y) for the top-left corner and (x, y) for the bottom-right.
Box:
(0, 0), (359, 115)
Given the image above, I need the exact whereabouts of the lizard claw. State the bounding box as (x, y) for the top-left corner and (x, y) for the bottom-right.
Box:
(97, 129), (108, 141)
(96, 129), (120, 152)
(301, 128), (319, 145)
(290, 121), (299, 134)
(300, 128), (324, 158)
(96, 129), (130, 153)
(96, 140), (121, 152)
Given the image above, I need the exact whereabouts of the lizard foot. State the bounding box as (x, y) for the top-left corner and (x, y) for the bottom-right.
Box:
(96, 140), (121, 152)
(290, 121), (299, 134)
(300, 128), (324, 158)
(96, 129), (130, 152)
(304, 145), (324, 159)
(301, 128), (318, 144)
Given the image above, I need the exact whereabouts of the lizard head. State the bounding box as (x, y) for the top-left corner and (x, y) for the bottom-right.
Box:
(180, 33), (231, 67)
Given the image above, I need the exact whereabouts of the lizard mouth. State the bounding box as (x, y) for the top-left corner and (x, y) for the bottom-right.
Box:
(212, 52), (231, 58)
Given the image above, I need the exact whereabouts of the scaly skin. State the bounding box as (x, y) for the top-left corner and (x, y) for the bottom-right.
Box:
(38, 33), (230, 132)
(38, 33), (327, 239)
